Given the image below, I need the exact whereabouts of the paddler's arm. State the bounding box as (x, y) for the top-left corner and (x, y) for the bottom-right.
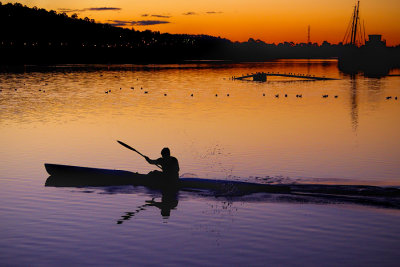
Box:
(144, 156), (159, 165)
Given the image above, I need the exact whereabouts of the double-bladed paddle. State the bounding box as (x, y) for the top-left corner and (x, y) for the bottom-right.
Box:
(117, 140), (162, 169)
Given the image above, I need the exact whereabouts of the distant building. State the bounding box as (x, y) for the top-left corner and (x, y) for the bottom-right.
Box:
(365, 35), (386, 48)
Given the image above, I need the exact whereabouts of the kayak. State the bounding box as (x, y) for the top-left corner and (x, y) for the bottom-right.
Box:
(44, 164), (400, 208)
(44, 163), (291, 194)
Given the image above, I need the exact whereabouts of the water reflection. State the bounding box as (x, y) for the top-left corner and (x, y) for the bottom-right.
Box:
(1, 61), (400, 184)
(117, 189), (179, 223)
(349, 76), (359, 132)
(2, 61), (400, 267)
(4, 177), (400, 267)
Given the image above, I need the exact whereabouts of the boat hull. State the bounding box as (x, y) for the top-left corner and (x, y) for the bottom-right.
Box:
(44, 163), (291, 194)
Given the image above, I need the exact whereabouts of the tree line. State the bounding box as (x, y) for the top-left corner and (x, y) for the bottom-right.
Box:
(0, 2), (398, 65)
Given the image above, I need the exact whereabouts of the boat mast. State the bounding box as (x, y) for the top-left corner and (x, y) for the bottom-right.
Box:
(344, 1), (364, 46)
(351, 1), (360, 46)
(349, 3), (357, 45)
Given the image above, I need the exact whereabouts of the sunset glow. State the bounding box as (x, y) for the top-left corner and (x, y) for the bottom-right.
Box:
(11, 0), (400, 45)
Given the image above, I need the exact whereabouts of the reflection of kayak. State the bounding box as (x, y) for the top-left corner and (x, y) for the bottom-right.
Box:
(44, 163), (291, 194)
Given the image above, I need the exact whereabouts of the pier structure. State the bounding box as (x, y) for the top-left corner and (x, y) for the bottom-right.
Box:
(233, 72), (337, 82)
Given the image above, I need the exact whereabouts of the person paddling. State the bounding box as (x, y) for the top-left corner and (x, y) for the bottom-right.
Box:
(145, 147), (180, 183)
(116, 141), (179, 187)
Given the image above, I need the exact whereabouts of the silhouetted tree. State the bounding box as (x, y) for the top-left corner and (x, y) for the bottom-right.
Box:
(0, 2), (398, 66)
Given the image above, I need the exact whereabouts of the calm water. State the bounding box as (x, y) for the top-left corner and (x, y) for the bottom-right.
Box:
(1, 60), (400, 266)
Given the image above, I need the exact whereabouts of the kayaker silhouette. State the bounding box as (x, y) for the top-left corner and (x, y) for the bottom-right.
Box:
(116, 141), (180, 184)
(115, 147), (180, 222)
(145, 147), (180, 184)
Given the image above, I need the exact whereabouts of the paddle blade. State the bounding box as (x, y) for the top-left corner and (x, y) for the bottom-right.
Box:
(117, 140), (147, 158)
(117, 140), (162, 170)
(117, 140), (136, 152)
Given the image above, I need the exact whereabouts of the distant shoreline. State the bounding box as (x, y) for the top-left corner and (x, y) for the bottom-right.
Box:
(2, 3), (399, 67)
(0, 59), (340, 72)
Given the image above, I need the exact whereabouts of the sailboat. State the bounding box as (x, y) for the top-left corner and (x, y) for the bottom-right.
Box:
(338, 1), (395, 77)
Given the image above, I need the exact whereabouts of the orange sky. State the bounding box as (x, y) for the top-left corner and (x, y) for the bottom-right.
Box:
(12, 0), (400, 45)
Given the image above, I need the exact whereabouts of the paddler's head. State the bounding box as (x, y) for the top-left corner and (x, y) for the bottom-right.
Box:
(161, 147), (170, 158)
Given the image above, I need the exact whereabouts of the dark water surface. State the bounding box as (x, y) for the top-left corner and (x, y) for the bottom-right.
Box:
(1, 60), (400, 265)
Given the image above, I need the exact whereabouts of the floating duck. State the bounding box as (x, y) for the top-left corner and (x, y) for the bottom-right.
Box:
(275, 94), (279, 98)
(263, 93), (265, 96)
(334, 95), (338, 98)
(164, 93), (167, 96)
(190, 94), (193, 97)
(285, 94), (287, 97)
(227, 94), (229, 96)
(144, 91), (148, 94)
(386, 96), (392, 100)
